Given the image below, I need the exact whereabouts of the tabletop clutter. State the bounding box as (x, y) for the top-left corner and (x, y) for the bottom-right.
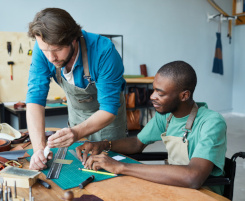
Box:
(0, 123), (53, 201)
(0, 123), (108, 201)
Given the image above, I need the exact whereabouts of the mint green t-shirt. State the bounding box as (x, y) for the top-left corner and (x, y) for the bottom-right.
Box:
(138, 102), (227, 195)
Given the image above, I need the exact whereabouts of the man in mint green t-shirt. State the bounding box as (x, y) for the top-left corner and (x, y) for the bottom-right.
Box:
(75, 61), (227, 195)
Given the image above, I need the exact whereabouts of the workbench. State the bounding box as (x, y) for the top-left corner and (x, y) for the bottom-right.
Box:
(3, 105), (68, 129)
(11, 128), (230, 201)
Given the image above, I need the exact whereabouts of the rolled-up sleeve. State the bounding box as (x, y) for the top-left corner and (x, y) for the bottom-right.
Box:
(96, 43), (125, 115)
(26, 42), (51, 107)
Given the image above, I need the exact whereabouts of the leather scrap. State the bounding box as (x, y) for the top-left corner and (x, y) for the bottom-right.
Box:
(0, 138), (11, 152)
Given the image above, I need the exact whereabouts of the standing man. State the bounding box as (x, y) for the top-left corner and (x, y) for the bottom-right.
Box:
(76, 61), (227, 195)
(26, 8), (126, 170)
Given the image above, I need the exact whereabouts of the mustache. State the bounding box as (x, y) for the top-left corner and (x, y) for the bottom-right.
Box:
(151, 100), (159, 105)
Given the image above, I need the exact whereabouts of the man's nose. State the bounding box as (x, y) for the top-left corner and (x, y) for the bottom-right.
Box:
(150, 91), (156, 100)
(47, 51), (57, 62)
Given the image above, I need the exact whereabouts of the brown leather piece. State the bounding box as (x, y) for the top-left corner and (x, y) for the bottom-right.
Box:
(14, 101), (26, 109)
(0, 138), (11, 152)
(11, 132), (29, 144)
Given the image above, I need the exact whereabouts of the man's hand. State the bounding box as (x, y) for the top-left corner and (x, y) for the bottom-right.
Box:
(84, 154), (124, 174)
(47, 127), (78, 148)
(29, 149), (53, 170)
(75, 141), (108, 164)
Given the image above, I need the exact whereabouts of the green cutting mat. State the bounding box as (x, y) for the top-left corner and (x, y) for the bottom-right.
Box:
(26, 143), (140, 189)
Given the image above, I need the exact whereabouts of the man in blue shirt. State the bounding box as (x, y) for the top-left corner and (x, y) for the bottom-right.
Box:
(26, 8), (127, 170)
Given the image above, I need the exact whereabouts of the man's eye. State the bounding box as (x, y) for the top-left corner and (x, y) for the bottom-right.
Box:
(158, 94), (164, 97)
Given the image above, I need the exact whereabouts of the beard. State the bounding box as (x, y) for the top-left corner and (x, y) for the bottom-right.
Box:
(153, 97), (180, 115)
(54, 44), (75, 68)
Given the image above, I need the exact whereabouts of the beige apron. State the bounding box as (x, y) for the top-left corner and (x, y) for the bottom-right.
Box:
(161, 103), (198, 165)
(55, 33), (127, 141)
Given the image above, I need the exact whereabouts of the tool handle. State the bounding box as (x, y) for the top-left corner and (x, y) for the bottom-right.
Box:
(10, 65), (13, 80)
(37, 179), (51, 189)
(79, 175), (95, 189)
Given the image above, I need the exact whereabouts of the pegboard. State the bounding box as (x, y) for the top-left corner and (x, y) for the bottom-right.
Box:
(0, 31), (65, 103)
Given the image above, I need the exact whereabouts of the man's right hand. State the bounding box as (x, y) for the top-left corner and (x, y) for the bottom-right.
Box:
(29, 149), (53, 170)
(75, 141), (109, 165)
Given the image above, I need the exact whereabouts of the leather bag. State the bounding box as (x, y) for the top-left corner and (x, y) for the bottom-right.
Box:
(125, 92), (135, 108)
(128, 87), (147, 107)
(127, 110), (141, 130)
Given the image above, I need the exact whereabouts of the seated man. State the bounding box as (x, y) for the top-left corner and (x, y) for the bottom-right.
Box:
(75, 61), (227, 195)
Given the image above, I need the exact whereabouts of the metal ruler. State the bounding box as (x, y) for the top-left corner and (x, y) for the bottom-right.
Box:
(47, 147), (68, 179)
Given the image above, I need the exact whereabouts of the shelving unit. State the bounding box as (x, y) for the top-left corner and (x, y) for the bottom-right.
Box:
(100, 34), (123, 62)
(125, 77), (154, 136)
(232, 0), (245, 25)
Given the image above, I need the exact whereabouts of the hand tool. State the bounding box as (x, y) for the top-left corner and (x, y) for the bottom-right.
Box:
(27, 42), (32, 56)
(8, 187), (12, 201)
(0, 187), (2, 201)
(29, 186), (32, 201)
(46, 147), (68, 179)
(7, 42), (12, 56)
(7, 61), (14, 80)
(43, 146), (50, 159)
(79, 175), (94, 189)
(19, 44), (23, 54)
(37, 179), (51, 189)
(14, 181), (16, 198)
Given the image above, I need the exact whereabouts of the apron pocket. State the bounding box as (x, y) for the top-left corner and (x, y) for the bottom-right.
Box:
(67, 91), (100, 111)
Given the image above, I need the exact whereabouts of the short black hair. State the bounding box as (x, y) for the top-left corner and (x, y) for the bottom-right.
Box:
(157, 61), (197, 99)
(28, 8), (82, 46)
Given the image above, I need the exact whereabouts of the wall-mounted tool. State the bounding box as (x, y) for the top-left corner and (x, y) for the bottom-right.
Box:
(7, 61), (14, 80)
(27, 42), (32, 56)
(19, 44), (23, 54)
(7, 42), (12, 56)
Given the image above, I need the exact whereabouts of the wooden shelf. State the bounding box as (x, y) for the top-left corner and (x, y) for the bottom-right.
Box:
(233, 0), (245, 25)
(125, 77), (154, 84)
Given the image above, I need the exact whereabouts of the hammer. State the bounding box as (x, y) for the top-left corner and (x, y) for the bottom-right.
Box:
(7, 61), (14, 80)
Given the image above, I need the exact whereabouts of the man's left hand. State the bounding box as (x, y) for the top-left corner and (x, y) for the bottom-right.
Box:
(47, 127), (78, 148)
(84, 154), (124, 175)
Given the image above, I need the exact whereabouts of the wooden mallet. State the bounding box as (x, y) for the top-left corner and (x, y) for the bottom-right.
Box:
(7, 61), (14, 80)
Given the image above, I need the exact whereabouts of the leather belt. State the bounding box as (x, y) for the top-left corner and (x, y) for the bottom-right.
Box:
(0, 138), (11, 152)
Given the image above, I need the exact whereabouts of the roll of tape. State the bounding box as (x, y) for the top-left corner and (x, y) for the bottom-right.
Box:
(0, 138), (11, 152)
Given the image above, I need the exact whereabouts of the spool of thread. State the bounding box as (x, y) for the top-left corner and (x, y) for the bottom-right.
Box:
(0, 138), (11, 152)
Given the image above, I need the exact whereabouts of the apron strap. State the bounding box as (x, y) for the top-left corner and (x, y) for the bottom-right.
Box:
(165, 102), (199, 143)
(56, 67), (62, 84)
(80, 32), (91, 83)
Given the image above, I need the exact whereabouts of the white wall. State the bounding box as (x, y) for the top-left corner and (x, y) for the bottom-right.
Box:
(232, 25), (245, 114)
(0, 0), (236, 114)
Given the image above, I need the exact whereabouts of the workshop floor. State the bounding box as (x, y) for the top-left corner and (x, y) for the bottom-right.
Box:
(140, 113), (245, 201)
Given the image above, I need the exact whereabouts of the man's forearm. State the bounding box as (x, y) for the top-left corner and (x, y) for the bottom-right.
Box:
(110, 137), (146, 155)
(26, 103), (46, 152)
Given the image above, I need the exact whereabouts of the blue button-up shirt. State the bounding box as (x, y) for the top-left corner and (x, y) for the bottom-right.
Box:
(26, 30), (125, 115)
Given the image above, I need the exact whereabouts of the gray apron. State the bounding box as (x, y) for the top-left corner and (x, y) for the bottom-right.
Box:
(55, 34), (127, 141)
(161, 103), (198, 165)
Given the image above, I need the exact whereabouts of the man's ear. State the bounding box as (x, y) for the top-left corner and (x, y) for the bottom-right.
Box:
(179, 90), (191, 101)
